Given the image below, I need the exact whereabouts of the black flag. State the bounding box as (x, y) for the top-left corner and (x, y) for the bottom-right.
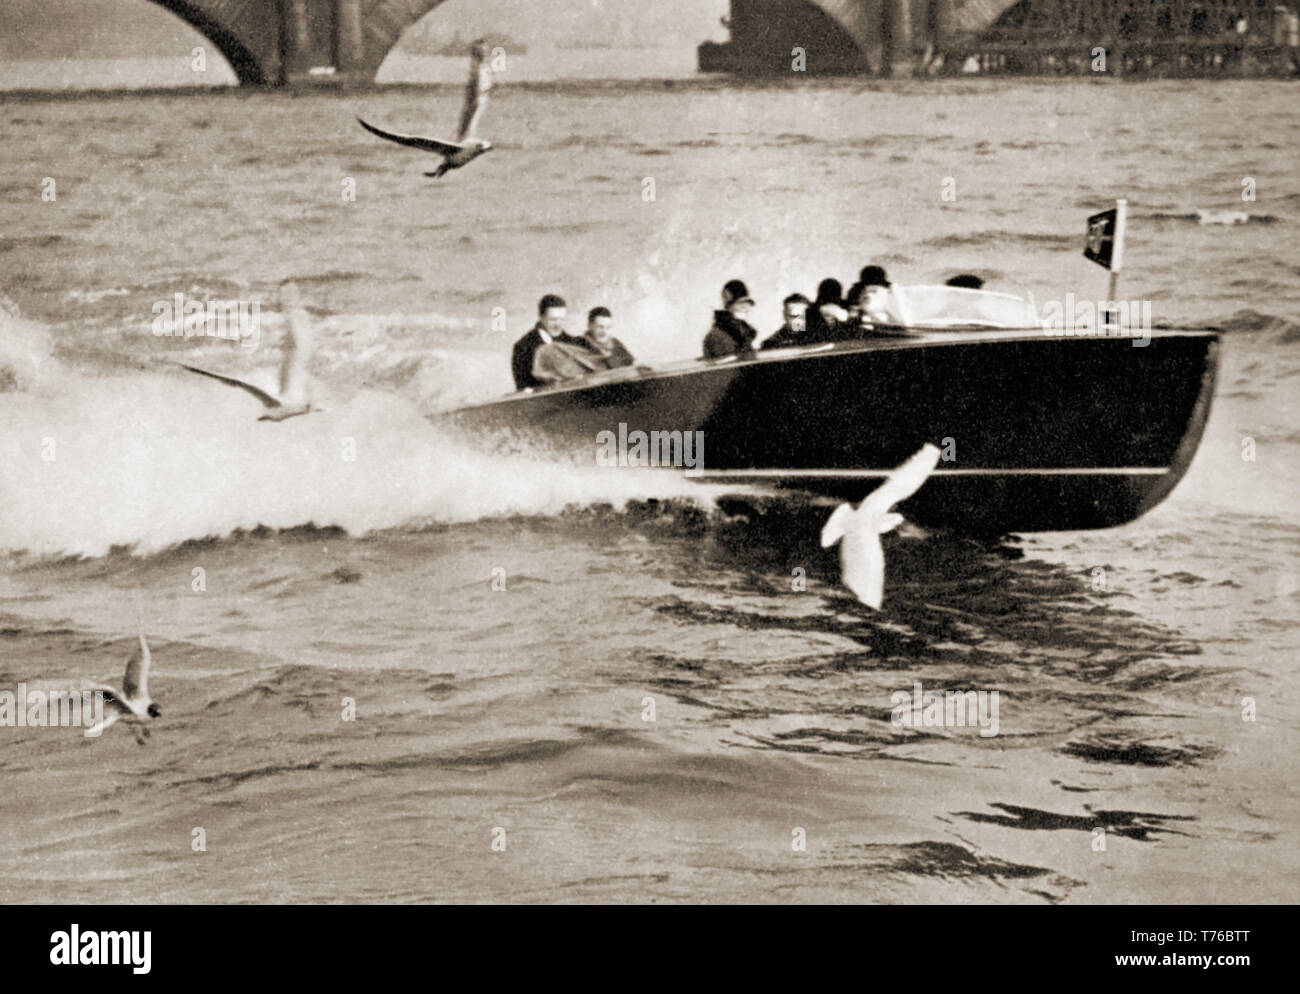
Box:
(1084, 207), (1118, 269)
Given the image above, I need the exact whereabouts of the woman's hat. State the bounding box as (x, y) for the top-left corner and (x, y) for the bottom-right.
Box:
(722, 279), (754, 306)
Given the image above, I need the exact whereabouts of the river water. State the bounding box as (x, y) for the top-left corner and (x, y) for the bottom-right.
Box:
(1, 74), (1297, 902)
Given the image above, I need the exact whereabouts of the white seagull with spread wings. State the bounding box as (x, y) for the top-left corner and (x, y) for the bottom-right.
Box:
(357, 42), (493, 178)
(820, 443), (941, 609)
(85, 632), (161, 744)
(176, 281), (318, 422)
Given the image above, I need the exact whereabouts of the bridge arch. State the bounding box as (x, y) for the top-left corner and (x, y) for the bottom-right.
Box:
(807, 0), (878, 57)
(714, 0), (869, 72)
(144, 0), (454, 85)
(151, 1), (274, 85)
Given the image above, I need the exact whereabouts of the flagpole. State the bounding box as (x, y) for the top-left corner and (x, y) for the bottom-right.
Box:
(1106, 198), (1126, 330)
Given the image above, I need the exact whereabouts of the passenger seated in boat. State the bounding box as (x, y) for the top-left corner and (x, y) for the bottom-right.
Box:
(844, 270), (867, 324)
(576, 306), (635, 369)
(853, 266), (901, 329)
(761, 293), (811, 350)
(805, 279), (848, 342)
(845, 266), (892, 324)
(945, 274), (985, 289)
(511, 293), (587, 389)
(703, 279), (759, 359)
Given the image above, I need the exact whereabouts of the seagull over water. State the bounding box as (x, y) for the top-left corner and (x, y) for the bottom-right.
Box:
(357, 42), (493, 178)
(85, 632), (161, 744)
(177, 281), (318, 422)
(820, 443), (941, 609)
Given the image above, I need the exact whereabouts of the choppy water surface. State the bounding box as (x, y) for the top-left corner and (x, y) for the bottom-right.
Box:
(1, 77), (1298, 903)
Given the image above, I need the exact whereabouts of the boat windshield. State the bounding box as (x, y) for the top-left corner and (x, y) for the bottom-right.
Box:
(889, 285), (1040, 329)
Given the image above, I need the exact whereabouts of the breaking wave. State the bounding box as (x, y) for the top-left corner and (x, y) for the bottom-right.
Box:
(0, 311), (713, 559)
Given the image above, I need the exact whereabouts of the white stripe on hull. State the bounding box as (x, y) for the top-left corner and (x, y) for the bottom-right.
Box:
(684, 467), (1170, 479)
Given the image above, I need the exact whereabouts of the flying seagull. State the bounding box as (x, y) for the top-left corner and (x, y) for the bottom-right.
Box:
(176, 281), (318, 422)
(820, 443), (942, 609)
(85, 632), (161, 744)
(357, 42), (493, 178)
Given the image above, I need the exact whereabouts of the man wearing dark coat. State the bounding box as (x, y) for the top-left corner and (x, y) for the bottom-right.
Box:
(703, 279), (760, 359)
(511, 293), (586, 389)
(575, 306), (635, 369)
(761, 293), (812, 350)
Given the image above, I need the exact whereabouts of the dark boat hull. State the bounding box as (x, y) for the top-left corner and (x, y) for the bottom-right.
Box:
(439, 331), (1219, 533)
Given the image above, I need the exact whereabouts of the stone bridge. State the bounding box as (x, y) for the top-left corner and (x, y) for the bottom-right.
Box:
(152, 0), (1042, 84)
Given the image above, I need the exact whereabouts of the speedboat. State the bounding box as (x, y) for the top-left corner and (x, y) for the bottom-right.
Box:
(438, 286), (1218, 533)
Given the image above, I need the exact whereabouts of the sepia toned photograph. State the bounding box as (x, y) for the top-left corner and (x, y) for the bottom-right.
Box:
(1, 0), (1296, 922)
